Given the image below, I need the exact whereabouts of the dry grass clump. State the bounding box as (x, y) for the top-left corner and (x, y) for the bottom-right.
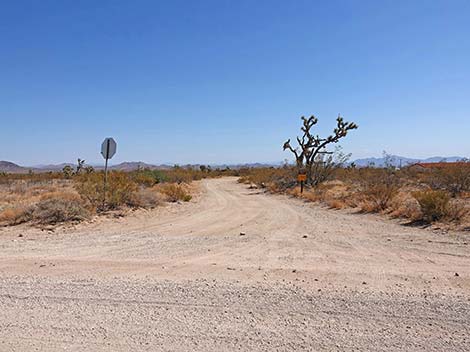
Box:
(0, 207), (32, 226)
(32, 198), (90, 225)
(131, 187), (165, 208)
(356, 169), (400, 213)
(157, 183), (192, 202)
(388, 190), (421, 220)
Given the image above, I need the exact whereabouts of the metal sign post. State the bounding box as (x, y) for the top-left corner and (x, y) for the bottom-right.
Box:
(297, 173), (307, 193)
(101, 138), (117, 208)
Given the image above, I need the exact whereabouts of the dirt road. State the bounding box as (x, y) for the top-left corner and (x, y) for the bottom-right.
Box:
(1, 177), (469, 351)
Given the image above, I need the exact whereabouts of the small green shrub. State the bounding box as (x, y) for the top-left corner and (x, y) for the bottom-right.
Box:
(131, 168), (167, 186)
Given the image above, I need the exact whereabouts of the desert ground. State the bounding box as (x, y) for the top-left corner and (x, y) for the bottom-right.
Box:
(0, 177), (469, 351)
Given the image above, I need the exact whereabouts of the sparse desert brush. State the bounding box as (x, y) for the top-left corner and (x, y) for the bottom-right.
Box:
(163, 167), (205, 184)
(39, 190), (82, 202)
(237, 176), (250, 184)
(326, 198), (347, 209)
(32, 198), (90, 225)
(388, 191), (421, 220)
(240, 166), (297, 192)
(74, 171), (138, 210)
(157, 183), (192, 202)
(357, 168), (400, 212)
(0, 207), (32, 226)
(131, 168), (167, 187)
(412, 190), (451, 223)
(131, 187), (165, 208)
(421, 163), (470, 197)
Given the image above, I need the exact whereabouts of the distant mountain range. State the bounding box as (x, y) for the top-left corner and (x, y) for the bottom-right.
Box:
(0, 160), (276, 173)
(0, 161), (173, 173)
(352, 155), (467, 168)
(0, 156), (467, 173)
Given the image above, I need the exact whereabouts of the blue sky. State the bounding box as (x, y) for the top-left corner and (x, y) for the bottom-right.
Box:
(1, 0), (469, 165)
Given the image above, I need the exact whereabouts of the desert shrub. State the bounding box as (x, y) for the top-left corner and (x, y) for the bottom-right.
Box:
(162, 167), (205, 183)
(423, 164), (470, 197)
(238, 167), (297, 192)
(32, 198), (90, 225)
(131, 168), (167, 187)
(158, 183), (192, 202)
(0, 207), (32, 226)
(358, 168), (400, 212)
(130, 187), (165, 208)
(388, 191), (421, 220)
(74, 171), (138, 210)
(413, 190), (451, 223)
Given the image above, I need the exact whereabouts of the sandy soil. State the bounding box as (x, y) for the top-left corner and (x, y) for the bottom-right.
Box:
(1, 177), (469, 351)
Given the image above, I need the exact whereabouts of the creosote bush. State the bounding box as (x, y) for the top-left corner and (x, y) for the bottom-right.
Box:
(74, 171), (138, 210)
(358, 168), (400, 212)
(422, 164), (470, 197)
(412, 190), (450, 223)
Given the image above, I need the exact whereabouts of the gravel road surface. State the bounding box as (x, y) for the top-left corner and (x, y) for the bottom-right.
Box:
(1, 177), (469, 351)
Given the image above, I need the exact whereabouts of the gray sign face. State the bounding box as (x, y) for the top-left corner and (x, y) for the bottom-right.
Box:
(101, 138), (117, 159)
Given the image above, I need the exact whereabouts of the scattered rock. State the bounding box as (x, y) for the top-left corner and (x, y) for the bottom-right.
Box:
(227, 267), (236, 271)
(239, 232), (246, 236)
(455, 272), (459, 277)
(362, 281), (367, 285)
(18, 234), (23, 238)
(302, 235), (308, 238)
(292, 269), (297, 273)
(39, 264), (46, 268)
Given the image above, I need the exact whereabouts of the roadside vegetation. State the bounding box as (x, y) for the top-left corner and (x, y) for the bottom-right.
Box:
(239, 114), (469, 230)
(238, 162), (470, 230)
(0, 165), (238, 227)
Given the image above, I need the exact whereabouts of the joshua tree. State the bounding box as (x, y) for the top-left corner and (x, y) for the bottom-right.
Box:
(76, 158), (86, 174)
(283, 114), (357, 185)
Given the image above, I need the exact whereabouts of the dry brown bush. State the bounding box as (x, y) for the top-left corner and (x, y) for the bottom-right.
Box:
(74, 171), (138, 210)
(238, 167), (296, 193)
(421, 164), (470, 197)
(413, 190), (463, 223)
(0, 207), (32, 226)
(32, 198), (90, 225)
(388, 191), (421, 220)
(157, 183), (192, 202)
(131, 187), (165, 208)
(357, 168), (400, 213)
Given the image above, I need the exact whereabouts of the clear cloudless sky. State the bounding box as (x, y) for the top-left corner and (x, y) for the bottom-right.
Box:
(1, 0), (469, 165)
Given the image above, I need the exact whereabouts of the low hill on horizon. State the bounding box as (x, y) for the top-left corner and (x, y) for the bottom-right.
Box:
(352, 155), (467, 168)
(0, 155), (468, 173)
